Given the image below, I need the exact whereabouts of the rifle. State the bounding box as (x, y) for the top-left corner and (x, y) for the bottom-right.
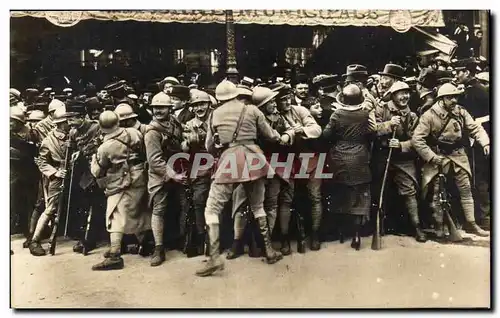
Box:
(241, 204), (262, 258)
(372, 130), (397, 250)
(48, 131), (75, 255)
(182, 160), (200, 258)
(294, 207), (306, 254)
(63, 152), (77, 238)
(241, 185), (262, 258)
(437, 164), (463, 242)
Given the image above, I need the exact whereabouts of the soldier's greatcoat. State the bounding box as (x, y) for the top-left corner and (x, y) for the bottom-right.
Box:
(91, 127), (150, 234)
(37, 128), (68, 217)
(144, 117), (184, 206)
(375, 100), (419, 187)
(411, 102), (490, 193)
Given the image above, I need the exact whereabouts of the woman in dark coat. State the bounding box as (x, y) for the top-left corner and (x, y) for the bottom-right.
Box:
(322, 84), (376, 250)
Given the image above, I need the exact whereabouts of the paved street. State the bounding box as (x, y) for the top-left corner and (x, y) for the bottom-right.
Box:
(10, 233), (490, 308)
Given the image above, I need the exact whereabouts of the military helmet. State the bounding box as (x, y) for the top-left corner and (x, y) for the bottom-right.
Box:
(237, 84), (253, 98)
(189, 89), (211, 105)
(115, 103), (138, 121)
(151, 92), (175, 107)
(252, 87), (279, 108)
(215, 80), (239, 101)
(9, 88), (21, 99)
(48, 99), (65, 113)
(437, 83), (464, 99)
(98, 110), (120, 134)
(27, 110), (46, 122)
(52, 106), (67, 124)
(10, 106), (26, 124)
(386, 81), (411, 96)
(336, 84), (365, 107)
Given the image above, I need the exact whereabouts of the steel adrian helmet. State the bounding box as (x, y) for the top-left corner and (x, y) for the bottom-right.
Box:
(215, 80), (239, 101)
(252, 87), (279, 108)
(189, 89), (211, 105)
(150, 92), (175, 107)
(48, 99), (65, 113)
(27, 110), (46, 122)
(115, 103), (138, 121)
(99, 110), (120, 134)
(387, 81), (411, 96)
(52, 106), (67, 124)
(437, 83), (464, 99)
(10, 106), (26, 124)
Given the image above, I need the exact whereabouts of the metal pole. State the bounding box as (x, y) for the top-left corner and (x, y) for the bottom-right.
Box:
(225, 10), (239, 83)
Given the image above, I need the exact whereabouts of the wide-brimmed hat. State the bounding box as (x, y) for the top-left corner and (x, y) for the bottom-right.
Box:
(252, 87), (279, 108)
(378, 64), (405, 80)
(314, 74), (339, 89)
(342, 64), (369, 82)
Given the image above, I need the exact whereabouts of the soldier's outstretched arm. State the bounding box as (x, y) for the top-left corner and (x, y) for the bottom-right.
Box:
(411, 112), (437, 163)
(37, 139), (58, 178)
(462, 108), (490, 148)
(144, 130), (177, 181)
(255, 107), (280, 142)
(296, 106), (321, 139)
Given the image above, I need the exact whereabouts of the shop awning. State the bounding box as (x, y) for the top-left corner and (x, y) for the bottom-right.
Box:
(11, 10), (445, 28)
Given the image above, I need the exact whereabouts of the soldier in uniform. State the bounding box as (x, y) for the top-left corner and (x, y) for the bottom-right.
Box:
(180, 89), (214, 254)
(104, 80), (129, 106)
(144, 92), (187, 266)
(115, 103), (149, 135)
(28, 107), (69, 256)
(34, 99), (65, 143)
(276, 84), (323, 252)
(322, 84), (376, 250)
(412, 83), (489, 238)
(10, 106), (39, 252)
(454, 58), (491, 229)
(195, 80), (284, 277)
(26, 110), (46, 130)
(90, 111), (150, 270)
(374, 82), (427, 242)
(65, 98), (105, 254)
(228, 87), (294, 259)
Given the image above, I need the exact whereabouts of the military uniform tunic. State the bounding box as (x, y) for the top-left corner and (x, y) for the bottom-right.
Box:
(91, 127), (150, 234)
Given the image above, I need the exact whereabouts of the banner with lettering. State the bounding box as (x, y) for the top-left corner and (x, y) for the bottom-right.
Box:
(11, 10), (445, 28)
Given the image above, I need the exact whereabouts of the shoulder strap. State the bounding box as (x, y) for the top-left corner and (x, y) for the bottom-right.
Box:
(435, 115), (453, 140)
(231, 104), (248, 143)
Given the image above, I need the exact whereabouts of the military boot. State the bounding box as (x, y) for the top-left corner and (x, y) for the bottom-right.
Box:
(310, 231), (321, 251)
(29, 241), (46, 256)
(73, 241), (84, 253)
(150, 245), (166, 267)
(92, 253), (124, 271)
(280, 233), (291, 256)
(434, 222), (445, 240)
(22, 234), (32, 249)
(405, 196), (427, 243)
(256, 217), (283, 264)
(464, 222), (489, 237)
(226, 239), (244, 260)
(195, 224), (224, 277)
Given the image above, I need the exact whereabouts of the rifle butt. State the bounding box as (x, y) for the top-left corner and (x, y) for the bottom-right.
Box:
(444, 210), (463, 242)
